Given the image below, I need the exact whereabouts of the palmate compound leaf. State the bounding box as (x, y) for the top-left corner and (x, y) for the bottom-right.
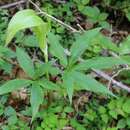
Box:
(30, 84), (43, 121)
(6, 9), (49, 54)
(0, 79), (32, 95)
(74, 57), (128, 71)
(16, 47), (35, 78)
(69, 28), (101, 66)
(63, 70), (113, 103)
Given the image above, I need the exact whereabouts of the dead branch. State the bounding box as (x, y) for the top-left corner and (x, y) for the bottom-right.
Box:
(92, 69), (130, 92)
(0, 0), (26, 9)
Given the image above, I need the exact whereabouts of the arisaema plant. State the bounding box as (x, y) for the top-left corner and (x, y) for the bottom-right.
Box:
(0, 9), (129, 122)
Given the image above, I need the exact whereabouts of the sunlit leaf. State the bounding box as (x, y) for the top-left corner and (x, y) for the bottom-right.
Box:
(6, 9), (49, 54)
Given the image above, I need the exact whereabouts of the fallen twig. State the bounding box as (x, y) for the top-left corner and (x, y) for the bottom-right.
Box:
(108, 67), (130, 89)
(0, 0), (26, 9)
(92, 69), (130, 92)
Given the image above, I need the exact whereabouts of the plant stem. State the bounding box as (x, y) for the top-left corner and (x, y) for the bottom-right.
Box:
(43, 44), (52, 106)
(43, 45), (49, 79)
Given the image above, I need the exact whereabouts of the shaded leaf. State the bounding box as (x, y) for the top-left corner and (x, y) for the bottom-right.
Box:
(0, 59), (12, 73)
(63, 71), (75, 103)
(48, 33), (67, 67)
(126, 117), (130, 126)
(117, 119), (126, 129)
(82, 6), (100, 19)
(73, 71), (113, 95)
(74, 57), (128, 71)
(69, 28), (101, 66)
(122, 99), (130, 113)
(30, 84), (43, 121)
(0, 46), (15, 58)
(38, 79), (59, 90)
(0, 79), (31, 95)
(98, 13), (108, 21)
(16, 47), (35, 78)
(22, 35), (39, 47)
(95, 34), (119, 52)
(119, 36), (130, 54)
(126, 12), (130, 21)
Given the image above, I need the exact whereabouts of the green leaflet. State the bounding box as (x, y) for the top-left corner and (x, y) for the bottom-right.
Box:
(30, 84), (43, 121)
(0, 79), (31, 95)
(126, 12), (130, 21)
(122, 99), (130, 114)
(6, 9), (49, 54)
(74, 57), (128, 71)
(62, 70), (113, 103)
(119, 36), (130, 55)
(63, 71), (75, 104)
(81, 6), (108, 24)
(38, 79), (59, 90)
(22, 35), (39, 47)
(69, 28), (101, 66)
(121, 56), (130, 64)
(96, 34), (119, 52)
(73, 71), (113, 95)
(16, 47), (35, 78)
(82, 6), (100, 20)
(0, 58), (12, 73)
(48, 33), (67, 67)
(0, 45), (16, 58)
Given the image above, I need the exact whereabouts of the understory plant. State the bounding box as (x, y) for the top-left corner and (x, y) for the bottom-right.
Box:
(0, 9), (130, 122)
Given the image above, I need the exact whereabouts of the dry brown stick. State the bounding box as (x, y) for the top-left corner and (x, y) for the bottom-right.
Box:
(92, 69), (130, 92)
(108, 67), (130, 89)
(0, 0), (26, 9)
